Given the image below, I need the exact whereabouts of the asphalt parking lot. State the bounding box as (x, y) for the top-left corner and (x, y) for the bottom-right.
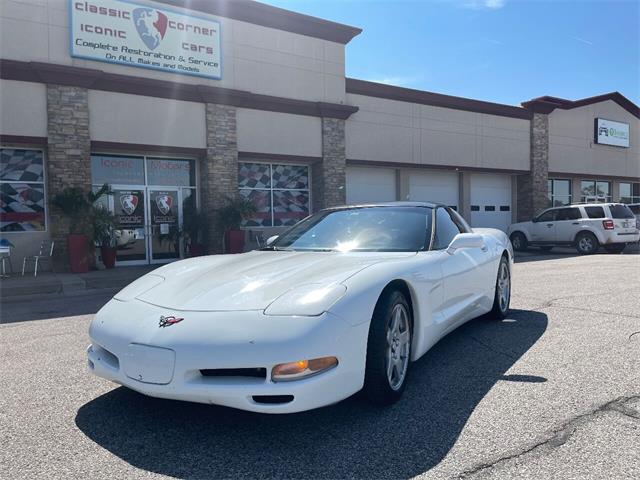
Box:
(1, 252), (639, 479)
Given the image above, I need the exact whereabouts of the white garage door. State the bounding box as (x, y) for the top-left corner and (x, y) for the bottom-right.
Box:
(470, 173), (512, 232)
(408, 170), (459, 210)
(346, 167), (396, 205)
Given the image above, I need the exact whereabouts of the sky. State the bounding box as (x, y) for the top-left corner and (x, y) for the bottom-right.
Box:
(261, 0), (640, 107)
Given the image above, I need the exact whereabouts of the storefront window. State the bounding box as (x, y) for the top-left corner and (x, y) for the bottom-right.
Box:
(238, 162), (310, 227)
(619, 182), (640, 204)
(580, 180), (611, 203)
(91, 155), (144, 185)
(0, 149), (46, 232)
(548, 179), (572, 207)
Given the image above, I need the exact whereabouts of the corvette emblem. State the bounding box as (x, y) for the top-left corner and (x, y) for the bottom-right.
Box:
(120, 194), (139, 215)
(155, 194), (173, 215)
(159, 315), (184, 328)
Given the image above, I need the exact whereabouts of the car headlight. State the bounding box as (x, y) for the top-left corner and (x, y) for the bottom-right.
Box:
(263, 283), (347, 316)
(272, 357), (338, 382)
(113, 274), (164, 302)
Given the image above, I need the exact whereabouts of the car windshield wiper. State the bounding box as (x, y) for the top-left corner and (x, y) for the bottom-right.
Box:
(259, 246), (291, 251)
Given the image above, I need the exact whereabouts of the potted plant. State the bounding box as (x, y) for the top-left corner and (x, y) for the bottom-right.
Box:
(92, 204), (119, 269)
(215, 196), (257, 254)
(182, 195), (208, 257)
(50, 184), (110, 273)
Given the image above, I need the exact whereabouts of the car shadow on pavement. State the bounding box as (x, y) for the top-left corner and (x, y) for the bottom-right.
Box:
(75, 308), (547, 479)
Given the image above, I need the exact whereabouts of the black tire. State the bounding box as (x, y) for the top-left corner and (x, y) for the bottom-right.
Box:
(539, 246), (553, 252)
(575, 231), (599, 255)
(489, 256), (511, 320)
(363, 290), (412, 406)
(604, 243), (626, 254)
(510, 232), (528, 251)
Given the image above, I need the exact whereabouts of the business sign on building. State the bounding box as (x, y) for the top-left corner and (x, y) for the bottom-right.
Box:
(70, 0), (221, 79)
(594, 118), (630, 148)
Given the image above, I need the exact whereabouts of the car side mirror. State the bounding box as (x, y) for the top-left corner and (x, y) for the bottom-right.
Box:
(446, 233), (484, 255)
(266, 235), (279, 246)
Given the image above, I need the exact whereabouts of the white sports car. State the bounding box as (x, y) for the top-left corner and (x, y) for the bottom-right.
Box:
(88, 203), (513, 413)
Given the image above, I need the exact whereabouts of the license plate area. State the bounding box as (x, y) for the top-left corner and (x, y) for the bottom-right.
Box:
(123, 344), (175, 384)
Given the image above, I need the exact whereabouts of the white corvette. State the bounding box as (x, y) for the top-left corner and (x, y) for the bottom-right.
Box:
(88, 203), (513, 413)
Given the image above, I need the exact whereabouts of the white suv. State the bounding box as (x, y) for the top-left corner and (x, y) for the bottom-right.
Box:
(508, 203), (639, 254)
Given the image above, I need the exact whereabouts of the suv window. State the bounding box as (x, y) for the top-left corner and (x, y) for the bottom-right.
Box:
(584, 206), (605, 219)
(609, 204), (635, 219)
(555, 208), (581, 221)
(433, 208), (462, 250)
(629, 205), (640, 215)
(536, 210), (555, 222)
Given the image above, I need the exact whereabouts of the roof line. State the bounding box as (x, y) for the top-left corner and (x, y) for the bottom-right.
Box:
(345, 78), (532, 120)
(522, 92), (640, 119)
(154, 0), (362, 44)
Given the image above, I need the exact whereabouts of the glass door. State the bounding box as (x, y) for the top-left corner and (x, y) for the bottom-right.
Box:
(148, 189), (181, 264)
(112, 187), (149, 265)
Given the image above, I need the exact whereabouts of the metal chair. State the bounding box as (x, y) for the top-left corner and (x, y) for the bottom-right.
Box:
(0, 239), (14, 277)
(22, 241), (55, 277)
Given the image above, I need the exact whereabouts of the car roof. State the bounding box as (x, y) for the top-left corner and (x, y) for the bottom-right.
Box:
(544, 203), (626, 210)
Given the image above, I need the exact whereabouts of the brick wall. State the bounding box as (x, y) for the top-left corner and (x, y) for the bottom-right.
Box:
(517, 112), (549, 221)
(202, 103), (238, 253)
(312, 117), (346, 212)
(46, 85), (91, 265)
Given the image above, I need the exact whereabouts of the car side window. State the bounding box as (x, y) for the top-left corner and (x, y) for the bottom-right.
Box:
(556, 208), (580, 221)
(433, 208), (462, 250)
(448, 207), (471, 233)
(584, 206), (605, 219)
(536, 210), (555, 222)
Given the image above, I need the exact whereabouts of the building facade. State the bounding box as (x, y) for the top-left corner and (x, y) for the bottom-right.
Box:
(1, 0), (638, 268)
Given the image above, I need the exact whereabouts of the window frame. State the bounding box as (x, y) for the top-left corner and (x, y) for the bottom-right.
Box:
(548, 178), (572, 207)
(580, 179), (612, 203)
(0, 147), (48, 233)
(619, 182), (640, 204)
(432, 206), (464, 251)
(238, 161), (312, 228)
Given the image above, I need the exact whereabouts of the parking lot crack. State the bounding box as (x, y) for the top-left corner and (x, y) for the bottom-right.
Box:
(459, 395), (640, 478)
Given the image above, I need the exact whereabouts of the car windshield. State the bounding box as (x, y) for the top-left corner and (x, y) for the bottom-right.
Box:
(267, 206), (433, 252)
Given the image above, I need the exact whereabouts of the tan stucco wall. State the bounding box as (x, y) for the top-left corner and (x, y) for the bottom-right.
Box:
(0, 80), (47, 137)
(548, 100), (640, 178)
(88, 90), (206, 148)
(237, 109), (322, 157)
(345, 93), (530, 171)
(0, 0), (346, 103)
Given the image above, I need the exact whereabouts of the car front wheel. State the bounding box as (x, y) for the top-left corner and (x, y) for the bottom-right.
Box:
(575, 232), (599, 255)
(363, 290), (412, 406)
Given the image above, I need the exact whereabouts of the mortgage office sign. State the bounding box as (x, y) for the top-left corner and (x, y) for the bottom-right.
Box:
(70, 1), (221, 79)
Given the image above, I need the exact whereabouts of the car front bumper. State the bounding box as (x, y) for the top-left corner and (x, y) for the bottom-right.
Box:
(87, 299), (369, 413)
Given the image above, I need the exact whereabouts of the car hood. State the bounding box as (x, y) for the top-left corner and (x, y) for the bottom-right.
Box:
(133, 250), (415, 312)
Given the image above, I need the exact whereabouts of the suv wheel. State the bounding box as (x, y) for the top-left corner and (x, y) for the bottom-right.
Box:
(575, 232), (599, 255)
(510, 232), (527, 251)
(604, 243), (626, 254)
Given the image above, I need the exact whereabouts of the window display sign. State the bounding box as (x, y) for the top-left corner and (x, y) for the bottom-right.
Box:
(594, 118), (630, 148)
(115, 190), (145, 226)
(91, 156), (144, 185)
(147, 158), (194, 186)
(70, 0), (222, 80)
(151, 191), (178, 225)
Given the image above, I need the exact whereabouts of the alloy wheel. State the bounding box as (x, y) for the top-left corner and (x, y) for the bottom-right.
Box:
(386, 303), (410, 391)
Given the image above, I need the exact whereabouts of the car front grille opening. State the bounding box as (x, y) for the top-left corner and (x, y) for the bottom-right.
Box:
(200, 368), (267, 379)
(252, 395), (294, 405)
(94, 344), (119, 370)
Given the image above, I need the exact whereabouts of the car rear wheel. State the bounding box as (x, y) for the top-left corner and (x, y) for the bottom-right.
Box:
(604, 243), (626, 254)
(510, 232), (527, 251)
(489, 256), (510, 320)
(575, 232), (599, 255)
(363, 290), (412, 406)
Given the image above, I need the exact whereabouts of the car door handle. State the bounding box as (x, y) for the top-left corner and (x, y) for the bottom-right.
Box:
(572, 222), (580, 225)
(546, 224), (553, 227)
